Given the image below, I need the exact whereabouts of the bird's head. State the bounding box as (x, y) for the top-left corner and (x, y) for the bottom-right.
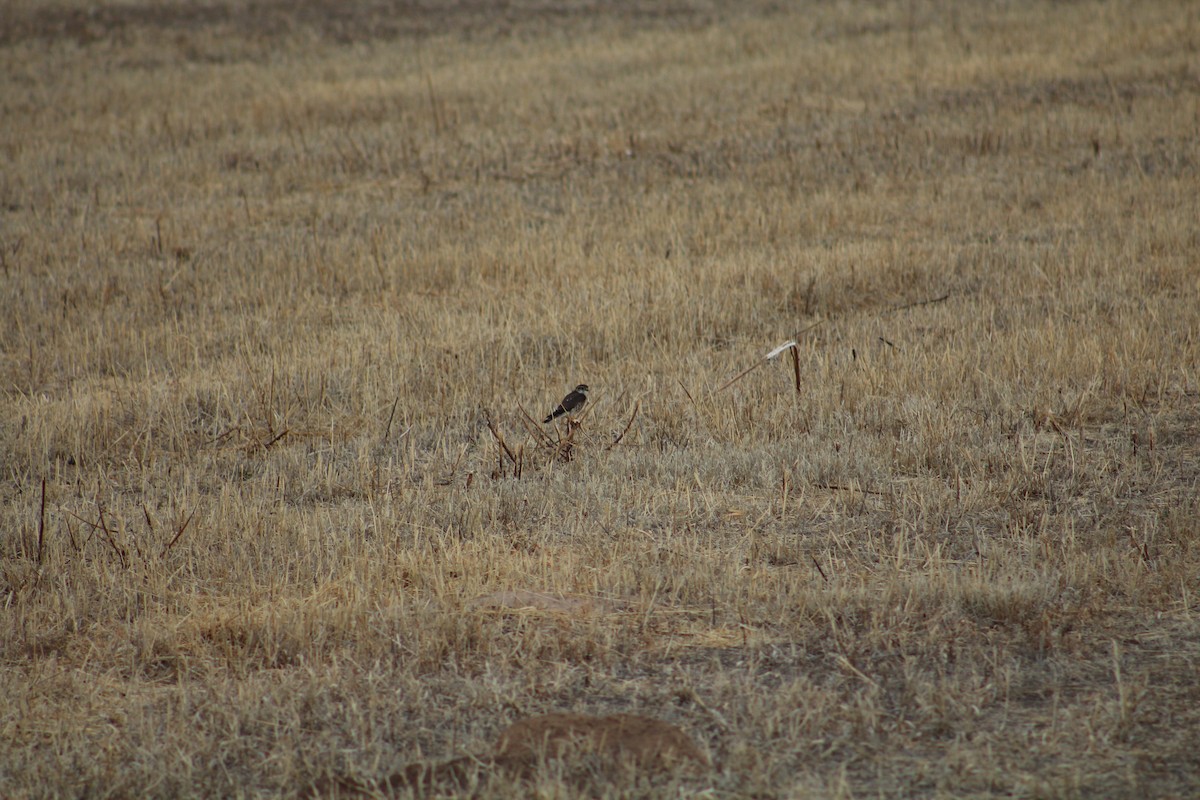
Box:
(574, 384), (589, 394)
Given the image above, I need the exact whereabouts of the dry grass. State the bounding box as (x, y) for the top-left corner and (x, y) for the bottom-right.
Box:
(2, 0), (1199, 797)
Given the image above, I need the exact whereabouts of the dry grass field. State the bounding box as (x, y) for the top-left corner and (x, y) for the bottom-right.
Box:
(3, 0), (1200, 797)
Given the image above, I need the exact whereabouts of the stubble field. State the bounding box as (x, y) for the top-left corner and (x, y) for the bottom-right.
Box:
(2, 1), (1199, 797)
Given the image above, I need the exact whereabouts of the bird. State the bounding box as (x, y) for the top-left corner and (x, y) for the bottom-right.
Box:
(543, 384), (589, 423)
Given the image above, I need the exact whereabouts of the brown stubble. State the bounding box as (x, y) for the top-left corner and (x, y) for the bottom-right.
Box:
(2, 1), (1199, 797)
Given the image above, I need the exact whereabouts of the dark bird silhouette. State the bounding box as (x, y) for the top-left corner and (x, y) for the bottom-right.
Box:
(543, 384), (589, 423)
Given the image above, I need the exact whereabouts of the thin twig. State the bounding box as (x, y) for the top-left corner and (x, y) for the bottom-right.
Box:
(95, 502), (128, 569)
(162, 507), (197, 556)
(812, 482), (884, 496)
(517, 403), (553, 446)
(811, 554), (829, 583)
(209, 425), (239, 445)
(882, 293), (950, 314)
(485, 413), (518, 465)
(64, 516), (79, 551)
(66, 510), (96, 538)
(36, 477), (46, 567)
(606, 400), (641, 451)
(382, 395), (400, 444)
(793, 319), (825, 339)
(262, 428), (289, 450)
(677, 380), (697, 407)
(716, 359), (766, 393)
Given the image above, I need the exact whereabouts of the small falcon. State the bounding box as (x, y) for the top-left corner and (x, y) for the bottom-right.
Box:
(543, 384), (589, 423)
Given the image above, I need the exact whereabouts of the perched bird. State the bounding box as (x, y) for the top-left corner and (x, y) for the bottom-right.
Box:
(543, 384), (589, 423)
